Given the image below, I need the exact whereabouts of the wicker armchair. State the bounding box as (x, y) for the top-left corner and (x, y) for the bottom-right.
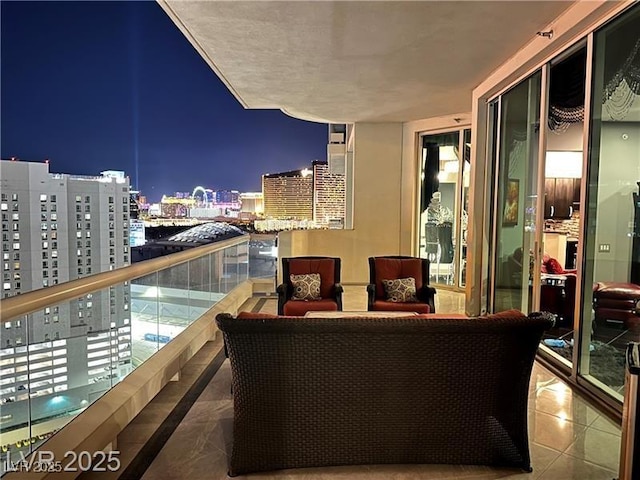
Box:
(216, 310), (554, 476)
(367, 256), (436, 313)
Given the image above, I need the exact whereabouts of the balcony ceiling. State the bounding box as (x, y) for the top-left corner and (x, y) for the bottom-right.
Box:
(161, 1), (573, 123)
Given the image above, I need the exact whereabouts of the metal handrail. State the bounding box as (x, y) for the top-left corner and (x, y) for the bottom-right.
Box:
(0, 235), (248, 322)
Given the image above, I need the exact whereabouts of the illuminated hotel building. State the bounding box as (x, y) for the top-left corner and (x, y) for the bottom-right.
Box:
(262, 168), (314, 220)
(239, 192), (264, 215)
(312, 160), (345, 228)
(0, 160), (132, 416)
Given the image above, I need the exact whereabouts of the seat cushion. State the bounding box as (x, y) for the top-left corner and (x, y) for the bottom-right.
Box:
(288, 259), (336, 299)
(283, 299), (338, 316)
(374, 258), (423, 300)
(371, 300), (431, 313)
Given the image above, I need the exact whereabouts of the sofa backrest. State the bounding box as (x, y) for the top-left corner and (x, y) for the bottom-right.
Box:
(216, 311), (553, 476)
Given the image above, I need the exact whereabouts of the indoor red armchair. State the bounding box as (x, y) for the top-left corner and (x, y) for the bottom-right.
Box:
(277, 256), (343, 316)
(367, 256), (436, 313)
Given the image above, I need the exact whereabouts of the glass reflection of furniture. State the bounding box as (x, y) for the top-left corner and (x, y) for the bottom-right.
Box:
(425, 221), (454, 285)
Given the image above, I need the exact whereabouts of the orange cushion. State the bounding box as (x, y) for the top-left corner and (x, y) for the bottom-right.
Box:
(288, 259), (336, 299)
(483, 309), (526, 320)
(374, 258), (423, 299)
(236, 311), (279, 319)
(283, 299), (338, 316)
(414, 313), (469, 319)
(371, 300), (431, 313)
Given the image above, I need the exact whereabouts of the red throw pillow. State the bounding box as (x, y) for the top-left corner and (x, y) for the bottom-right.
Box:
(546, 258), (565, 274)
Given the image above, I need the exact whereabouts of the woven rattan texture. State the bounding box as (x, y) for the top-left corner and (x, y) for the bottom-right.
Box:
(216, 313), (553, 476)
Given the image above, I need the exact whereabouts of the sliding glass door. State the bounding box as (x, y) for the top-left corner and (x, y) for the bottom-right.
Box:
(491, 72), (543, 314)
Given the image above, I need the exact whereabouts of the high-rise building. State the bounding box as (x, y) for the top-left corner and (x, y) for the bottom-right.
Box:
(312, 160), (345, 228)
(215, 190), (240, 206)
(0, 160), (132, 412)
(239, 192), (263, 215)
(262, 168), (314, 220)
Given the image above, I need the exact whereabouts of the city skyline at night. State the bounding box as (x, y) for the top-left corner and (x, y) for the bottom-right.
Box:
(0, 1), (328, 202)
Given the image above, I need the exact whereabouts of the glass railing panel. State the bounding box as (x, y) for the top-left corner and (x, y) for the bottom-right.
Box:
(131, 273), (161, 365)
(210, 251), (224, 302)
(187, 255), (213, 323)
(248, 234), (277, 279)
(0, 238), (249, 474)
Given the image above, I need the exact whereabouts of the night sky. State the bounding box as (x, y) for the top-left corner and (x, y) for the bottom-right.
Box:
(1, 1), (328, 202)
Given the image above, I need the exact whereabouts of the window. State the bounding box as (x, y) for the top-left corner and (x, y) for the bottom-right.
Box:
(0, 204), (6, 211)
(122, 197), (128, 204)
(41, 223), (48, 231)
(11, 194), (17, 201)
(40, 204), (47, 212)
(41, 232), (47, 240)
(50, 213), (57, 221)
(108, 196), (114, 204)
(85, 213), (90, 220)
(51, 223), (57, 231)
(0, 194), (5, 201)
(85, 196), (90, 203)
(4, 322), (10, 329)
(40, 194), (47, 202)
(12, 213), (18, 221)
(77, 267), (83, 275)
(12, 204), (18, 211)
(42, 261), (48, 269)
(50, 204), (56, 212)
(75, 196), (81, 202)
(1, 224), (6, 232)
(3, 283), (10, 290)
(12, 243), (19, 250)
(76, 232), (81, 238)
(42, 241), (48, 249)
(12, 233), (18, 241)
(51, 195), (56, 202)
(86, 231), (90, 238)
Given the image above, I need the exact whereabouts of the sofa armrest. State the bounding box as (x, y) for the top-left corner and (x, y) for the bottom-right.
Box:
(417, 285), (437, 313)
(366, 283), (376, 310)
(333, 283), (344, 310)
(276, 283), (289, 315)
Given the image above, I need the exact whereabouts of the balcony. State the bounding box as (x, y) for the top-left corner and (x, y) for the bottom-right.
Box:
(1, 244), (622, 477)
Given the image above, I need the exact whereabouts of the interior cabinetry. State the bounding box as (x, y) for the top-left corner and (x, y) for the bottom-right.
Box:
(544, 178), (580, 219)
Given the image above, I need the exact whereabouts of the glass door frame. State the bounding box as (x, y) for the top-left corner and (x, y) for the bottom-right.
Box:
(486, 66), (549, 315)
(416, 126), (471, 291)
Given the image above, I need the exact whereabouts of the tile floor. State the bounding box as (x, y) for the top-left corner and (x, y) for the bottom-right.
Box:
(138, 289), (622, 480)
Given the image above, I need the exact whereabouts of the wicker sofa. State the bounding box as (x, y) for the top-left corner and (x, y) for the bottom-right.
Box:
(215, 310), (553, 476)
